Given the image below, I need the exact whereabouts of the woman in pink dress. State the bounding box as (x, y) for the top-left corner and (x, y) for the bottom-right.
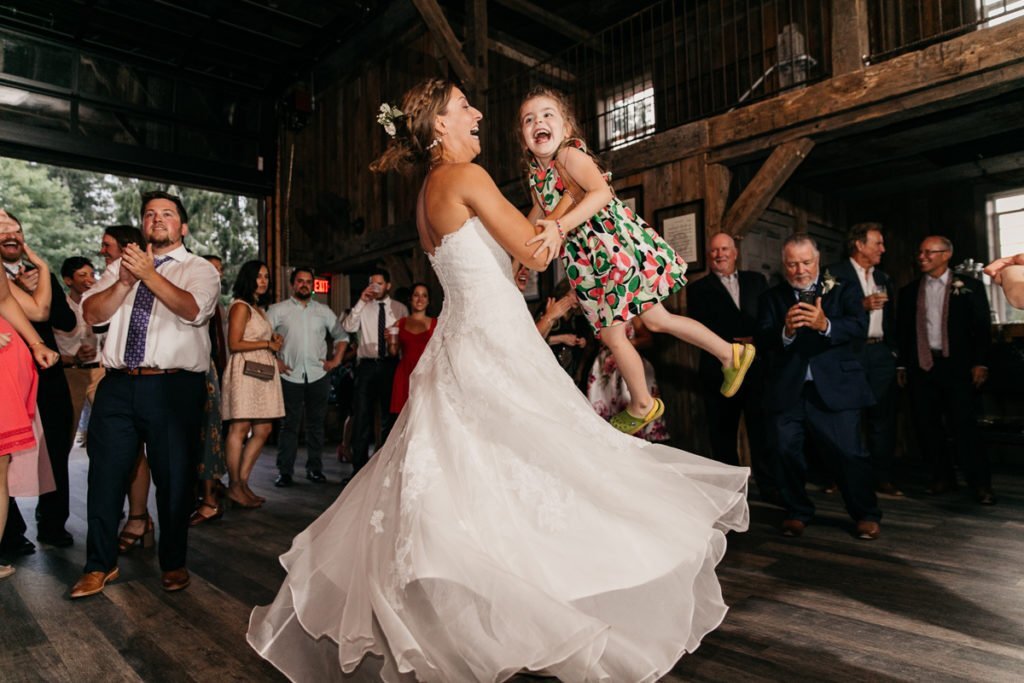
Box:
(0, 212), (60, 580)
(387, 282), (437, 415)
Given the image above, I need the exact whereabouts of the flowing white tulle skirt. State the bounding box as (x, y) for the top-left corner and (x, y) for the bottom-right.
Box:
(248, 219), (749, 682)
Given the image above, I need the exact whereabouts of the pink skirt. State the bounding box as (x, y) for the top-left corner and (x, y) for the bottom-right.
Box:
(0, 319), (56, 496)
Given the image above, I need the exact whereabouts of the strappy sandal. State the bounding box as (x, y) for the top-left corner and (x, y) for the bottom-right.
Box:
(0, 565), (15, 580)
(188, 500), (223, 527)
(720, 343), (756, 398)
(610, 398), (665, 436)
(118, 513), (154, 553)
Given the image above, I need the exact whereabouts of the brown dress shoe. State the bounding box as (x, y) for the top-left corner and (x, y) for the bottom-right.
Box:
(876, 482), (904, 497)
(161, 568), (191, 592)
(975, 488), (997, 505)
(855, 520), (881, 540)
(781, 519), (806, 537)
(70, 567), (120, 599)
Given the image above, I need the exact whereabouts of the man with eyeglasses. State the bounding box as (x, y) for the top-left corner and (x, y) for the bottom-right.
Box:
(897, 236), (993, 504)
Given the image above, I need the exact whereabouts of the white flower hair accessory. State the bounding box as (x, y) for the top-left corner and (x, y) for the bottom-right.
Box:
(376, 103), (404, 138)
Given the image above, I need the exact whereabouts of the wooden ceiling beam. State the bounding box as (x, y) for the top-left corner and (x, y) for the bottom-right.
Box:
(411, 0), (476, 87)
(722, 138), (815, 238)
(490, 39), (575, 83)
(493, 0), (591, 45)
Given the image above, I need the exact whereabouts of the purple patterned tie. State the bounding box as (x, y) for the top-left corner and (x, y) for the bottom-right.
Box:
(124, 256), (171, 368)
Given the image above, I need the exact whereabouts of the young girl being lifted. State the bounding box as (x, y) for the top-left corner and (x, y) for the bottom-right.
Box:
(520, 87), (756, 434)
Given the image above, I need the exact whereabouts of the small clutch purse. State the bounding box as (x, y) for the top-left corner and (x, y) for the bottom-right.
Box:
(243, 359), (276, 382)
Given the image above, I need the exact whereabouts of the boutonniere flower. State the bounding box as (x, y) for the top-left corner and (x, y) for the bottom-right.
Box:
(950, 278), (972, 295)
(822, 270), (839, 295)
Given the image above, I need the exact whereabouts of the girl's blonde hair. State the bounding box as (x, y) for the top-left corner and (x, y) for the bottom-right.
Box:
(517, 86), (606, 176)
(370, 78), (454, 175)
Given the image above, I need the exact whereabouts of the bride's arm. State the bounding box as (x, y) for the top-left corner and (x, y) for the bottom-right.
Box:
(456, 164), (550, 272)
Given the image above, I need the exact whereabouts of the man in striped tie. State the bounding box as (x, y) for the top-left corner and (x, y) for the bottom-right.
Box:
(71, 191), (221, 599)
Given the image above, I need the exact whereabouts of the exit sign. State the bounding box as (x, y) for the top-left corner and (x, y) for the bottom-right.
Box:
(313, 277), (330, 294)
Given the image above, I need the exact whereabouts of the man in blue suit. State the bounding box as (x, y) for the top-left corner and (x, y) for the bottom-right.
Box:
(827, 223), (902, 496)
(757, 233), (881, 540)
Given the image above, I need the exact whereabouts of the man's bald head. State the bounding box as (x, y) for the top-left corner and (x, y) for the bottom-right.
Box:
(708, 232), (738, 276)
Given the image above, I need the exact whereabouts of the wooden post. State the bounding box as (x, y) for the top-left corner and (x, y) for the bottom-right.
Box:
(412, 0), (475, 87)
(832, 0), (869, 74)
(465, 0), (488, 101)
(722, 138), (814, 238)
(704, 161), (732, 235)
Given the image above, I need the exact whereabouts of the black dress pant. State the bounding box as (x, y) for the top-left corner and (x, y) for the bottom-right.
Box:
(350, 358), (398, 474)
(861, 343), (898, 484)
(84, 371), (205, 573)
(277, 375), (330, 476)
(702, 371), (777, 496)
(910, 357), (989, 488)
(34, 364), (74, 535)
(769, 382), (881, 524)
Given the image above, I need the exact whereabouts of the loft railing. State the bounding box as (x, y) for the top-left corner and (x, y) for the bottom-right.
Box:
(484, 0), (831, 185)
(866, 0), (1024, 64)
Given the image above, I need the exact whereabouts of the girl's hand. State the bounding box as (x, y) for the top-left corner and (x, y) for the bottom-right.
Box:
(526, 220), (563, 265)
(32, 343), (60, 369)
(0, 332), (11, 349)
(269, 333), (284, 352)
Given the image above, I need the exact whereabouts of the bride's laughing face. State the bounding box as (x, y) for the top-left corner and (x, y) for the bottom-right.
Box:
(436, 87), (482, 162)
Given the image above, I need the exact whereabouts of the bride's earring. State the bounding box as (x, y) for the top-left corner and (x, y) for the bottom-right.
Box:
(426, 138), (441, 150)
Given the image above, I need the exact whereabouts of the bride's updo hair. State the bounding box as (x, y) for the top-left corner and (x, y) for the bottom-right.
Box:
(370, 78), (454, 175)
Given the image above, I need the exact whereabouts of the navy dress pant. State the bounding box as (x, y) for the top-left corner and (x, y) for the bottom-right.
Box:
(84, 371), (205, 573)
(769, 382), (881, 524)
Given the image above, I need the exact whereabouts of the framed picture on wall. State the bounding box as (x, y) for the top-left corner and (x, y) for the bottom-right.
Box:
(616, 185), (643, 217)
(654, 200), (705, 273)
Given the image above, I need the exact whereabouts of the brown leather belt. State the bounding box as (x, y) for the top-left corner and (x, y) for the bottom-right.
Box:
(108, 367), (180, 376)
(865, 338), (885, 345)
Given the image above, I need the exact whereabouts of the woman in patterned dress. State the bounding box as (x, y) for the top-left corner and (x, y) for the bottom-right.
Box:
(220, 260), (284, 510)
(519, 87), (756, 434)
(586, 317), (670, 443)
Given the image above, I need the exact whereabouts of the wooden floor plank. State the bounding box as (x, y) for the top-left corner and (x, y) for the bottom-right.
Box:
(1, 445), (1022, 681)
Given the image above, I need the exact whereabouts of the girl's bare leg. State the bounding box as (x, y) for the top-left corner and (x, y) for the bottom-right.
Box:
(601, 323), (654, 417)
(639, 303), (734, 366)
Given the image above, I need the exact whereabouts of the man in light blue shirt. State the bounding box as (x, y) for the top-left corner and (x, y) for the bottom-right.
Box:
(268, 266), (349, 487)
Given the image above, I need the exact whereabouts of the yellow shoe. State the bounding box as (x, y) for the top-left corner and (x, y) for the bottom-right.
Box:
(609, 398), (665, 435)
(720, 343), (756, 398)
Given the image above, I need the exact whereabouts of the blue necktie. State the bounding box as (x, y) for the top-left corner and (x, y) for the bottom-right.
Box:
(124, 256), (171, 368)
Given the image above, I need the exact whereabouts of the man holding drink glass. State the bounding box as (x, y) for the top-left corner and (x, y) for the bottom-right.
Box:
(341, 267), (408, 481)
(828, 223), (901, 496)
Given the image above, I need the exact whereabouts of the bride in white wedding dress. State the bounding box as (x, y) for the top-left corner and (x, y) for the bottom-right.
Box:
(247, 79), (749, 683)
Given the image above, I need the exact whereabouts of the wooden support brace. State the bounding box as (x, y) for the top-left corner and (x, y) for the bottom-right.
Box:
(493, 0), (592, 45)
(722, 138), (814, 238)
(412, 0), (475, 87)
